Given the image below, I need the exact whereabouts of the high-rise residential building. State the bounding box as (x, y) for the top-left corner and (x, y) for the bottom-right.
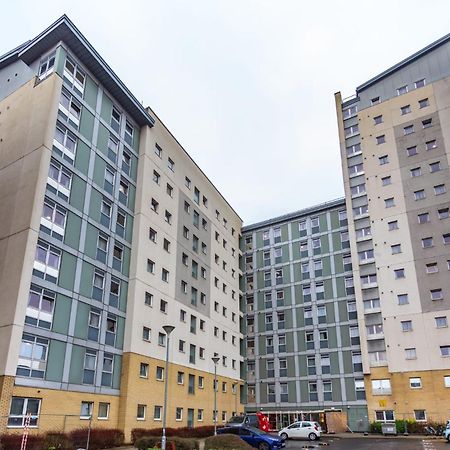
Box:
(0, 16), (243, 439)
(335, 34), (450, 424)
(242, 199), (369, 432)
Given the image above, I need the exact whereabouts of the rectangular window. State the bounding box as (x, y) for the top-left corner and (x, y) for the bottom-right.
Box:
(82, 349), (97, 385)
(406, 145), (417, 156)
(400, 104), (411, 115)
(137, 404), (146, 420)
(54, 123), (77, 162)
(25, 285), (54, 330)
(17, 334), (48, 379)
(419, 98), (429, 108)
(375, 410), (395, 422)
(422, 237), (433, 248)
(418, 213), (430, 224)
(422, 118), (432, 128)
(374, 115), (383, 125)
(142, 327), (151, 342)
(376, 135), (385, 145)
(401, 320), (412, 332)
(140, 362), (149, 378)
(379, 155), (389, 165)
(384, 197), (395, 208)
(435, 185), (447, 196)
(38, 52), (55, 80)
(426, 140), (437, 150)
(154, 405), (162, 421)
(430, 161), (442, 173)
(435, 317), (447, 328)
(156, 366), (164, 380)
(405, 348), (417, 359)
(415, 78), (426, 88)
(34, 240), (61, 282)
(397, 294), (409, 305)
(397, 85), (408, 95)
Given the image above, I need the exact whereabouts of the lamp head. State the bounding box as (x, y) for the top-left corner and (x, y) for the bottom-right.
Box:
(163, 325), (175, 336)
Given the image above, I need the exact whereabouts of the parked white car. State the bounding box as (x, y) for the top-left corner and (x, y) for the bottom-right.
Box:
(278, 421), (322, 441)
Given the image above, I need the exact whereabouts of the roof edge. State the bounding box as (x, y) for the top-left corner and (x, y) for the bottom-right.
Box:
(357, 32), (450, 93)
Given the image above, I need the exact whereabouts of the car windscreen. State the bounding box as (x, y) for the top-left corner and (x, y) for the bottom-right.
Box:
(227, 416), (245, 424)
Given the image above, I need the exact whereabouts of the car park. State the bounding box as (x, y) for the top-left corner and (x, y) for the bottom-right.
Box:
(218, 425), (285, 450)
(278, 421), (322, 441)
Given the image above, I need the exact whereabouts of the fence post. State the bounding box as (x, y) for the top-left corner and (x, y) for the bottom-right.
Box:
(86, 415), (92, 450)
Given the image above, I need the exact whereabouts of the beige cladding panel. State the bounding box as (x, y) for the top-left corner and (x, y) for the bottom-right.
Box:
(0, 75), (61, 376)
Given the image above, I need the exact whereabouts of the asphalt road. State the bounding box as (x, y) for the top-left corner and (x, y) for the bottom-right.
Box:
(283, 436), (448, 450)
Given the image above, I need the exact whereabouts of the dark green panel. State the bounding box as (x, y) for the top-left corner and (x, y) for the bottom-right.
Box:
(52, 294), (71, 334)
(326, 302), (335, 323)
(116, 316), (125, 350)
(132, 127), (140, 153)
(100, 94), (113, 123)
(288, 381), (296, 403)
(256, 251), (264, 269)
(280, 224), (288, 242)
(128, 184), (136, 211)
(291, 222), (300, 240)
(257, 315), (265, 333)
(125, 214), (133, 243)
(119, 280), (128, 312)
(55, 46), (67, 77)
(332, 232), (342, 251)
(69, 344), (84, 384)
(330, 352), (340, 374)
(287, 357), (296, 377)
(64, 212), (82, 250)
(297, 331), (306, 351)
(97, 123), (109, 157)
(293, 263), (301, 282)
(292, 243), (300, 261)
(282, 266), (290, 284)
(299, 380), (309, 403)
(338, 300), (348, 322)
(336, 277), (346, 298)
(323, 256), (331, 276)
(332, 379), (342, 402)
(296, 308), (305, 328)
(79, 108), (95, 142)
(130, 153), (138, 182)
(113, 354), (122, 389)
(258, 335), (266, 356)
(342, 351), (353, 373)
(281, 244), (289, 263)
(324, 279), (333, 300)
(294, 285), (303, 304)
(259, 382), (268, 403)
(259, 359), (267, 379)
(58, 252), (76, 291)
(319, 214), (327, 231)
(93, 154), (107, 188)
(75, 140), (90, 176)
(88, 188), (102, 224)
(321, 235), (329, 254)
(74, 302), (89, 339)
(334, 255), (344, 274)
(328, 327), (337, 348)
(255, 231), (264, 249)
(330, 210), (340, 230)
(345, 378), (357, 401)
(257, 292), (265, 311)
(46, 340), (66, 382)
(257, 272), (265, 289)
(286, 332), (295, 353)
(298, 355), (307, 376)
(79, 261), (94, 299)
(122, 246), (131, 277)
(69, 175), (86, 212)
(283, 287), (292, 305)
(340, 325), (350, 347)
(83, 75), (98, 110)
(84, 224), (99, 260)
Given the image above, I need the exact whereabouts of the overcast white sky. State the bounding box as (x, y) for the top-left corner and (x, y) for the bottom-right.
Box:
(3, 1), (450, 224)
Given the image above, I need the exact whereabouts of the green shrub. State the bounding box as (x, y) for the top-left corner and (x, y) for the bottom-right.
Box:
(369, 422), (382, 434)
(44, 431), (72, 450)
(132, 426), (215, 443)
(69, 428), (124, 449)
(204, 434), (253, 450)
(135, 436), (199, 450)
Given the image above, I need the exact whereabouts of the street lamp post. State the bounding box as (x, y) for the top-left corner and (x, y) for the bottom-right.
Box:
(212, 356), (220, 435)
(161, 325), (175, 450)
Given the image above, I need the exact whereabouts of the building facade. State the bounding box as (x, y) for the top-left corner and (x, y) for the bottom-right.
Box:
(241, 200), (369, 431)
(0, 16), (243, 440)
(335, 34), (450, 424)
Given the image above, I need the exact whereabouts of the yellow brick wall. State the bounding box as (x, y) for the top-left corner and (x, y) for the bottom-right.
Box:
(365, 367), (450, 423)
(119, 352), (244, 441)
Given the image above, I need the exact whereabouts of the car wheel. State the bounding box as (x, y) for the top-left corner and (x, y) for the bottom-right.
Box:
(258, 442), (270, 450)
(447, 435), (450, 442)
(308, 432), (318, 441)
(280, 433), (288, 441)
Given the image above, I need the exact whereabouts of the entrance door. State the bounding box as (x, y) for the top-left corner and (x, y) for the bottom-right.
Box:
(187, 408), (194, 428)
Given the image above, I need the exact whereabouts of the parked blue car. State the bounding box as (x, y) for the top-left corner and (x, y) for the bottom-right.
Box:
(217, 425), (285, 450)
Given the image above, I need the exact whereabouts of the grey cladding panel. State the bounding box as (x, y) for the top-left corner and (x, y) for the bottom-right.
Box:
(0, 60), (35, 102)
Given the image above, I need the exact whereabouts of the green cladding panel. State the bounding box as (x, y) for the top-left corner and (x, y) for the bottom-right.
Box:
(335, 277), (346, 298)
(326, 302), (335, 323)
(69, 345), (85, 384)
(323, 256), (331, 276)
(330, 210), (340, 229)
(100, 94), (113, 123)
(122, 246), (131, 277)
(258, 335), (266, 356)
(79, 108), (95, 142)
(97, 123), (109, 158)
(320, 235), (329, 254)
(345, 378), (357, 402)
(340, 325), (350, 347)
(75, 140), (91, 176)
(116, 316), (125, 349)
(342, 350), (353, 373)
(324, 279), (333, 300)
(259, 359), (267, 379)
(288, 381), (296, 403)
(113, 355), (122, 389)
(259, 383), (268, 404)
(64, 212), (82, 250)
(291, 222), (300, 240)
(332, 378), (342, 402)
(332, 232), (342, 251)
(69, 175), (86, 212)
(119, 280), (128, 312)
(45, 340), (66, 382)
(300, 380), (309, 403)
(328, 327), (337, 348)
(130, 153), (138, 182)
(132, 127), (140, 153)
(330, 352), (340, 374)
(286, 332), (295, 353)
(125, 214), (133, 243)
(74, 302), (90, 339)
(127, 184), (136, 211)
(83, 75), (98, 110)
(287, 357), (296, 377)
(334, 255), (344, 274)
(319, 213), (328, 231)
(79, 261), (94, 299)
(84, 224), (100, 260)
(58, 252), (76, 291)
(298, 355), (307, 377)
(280, 224), (288, 242)
(89, 188), (103, 224)
(55, 46), (67, 77)
(93, 155), (107, 189)
(52, 294), (72, 334)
